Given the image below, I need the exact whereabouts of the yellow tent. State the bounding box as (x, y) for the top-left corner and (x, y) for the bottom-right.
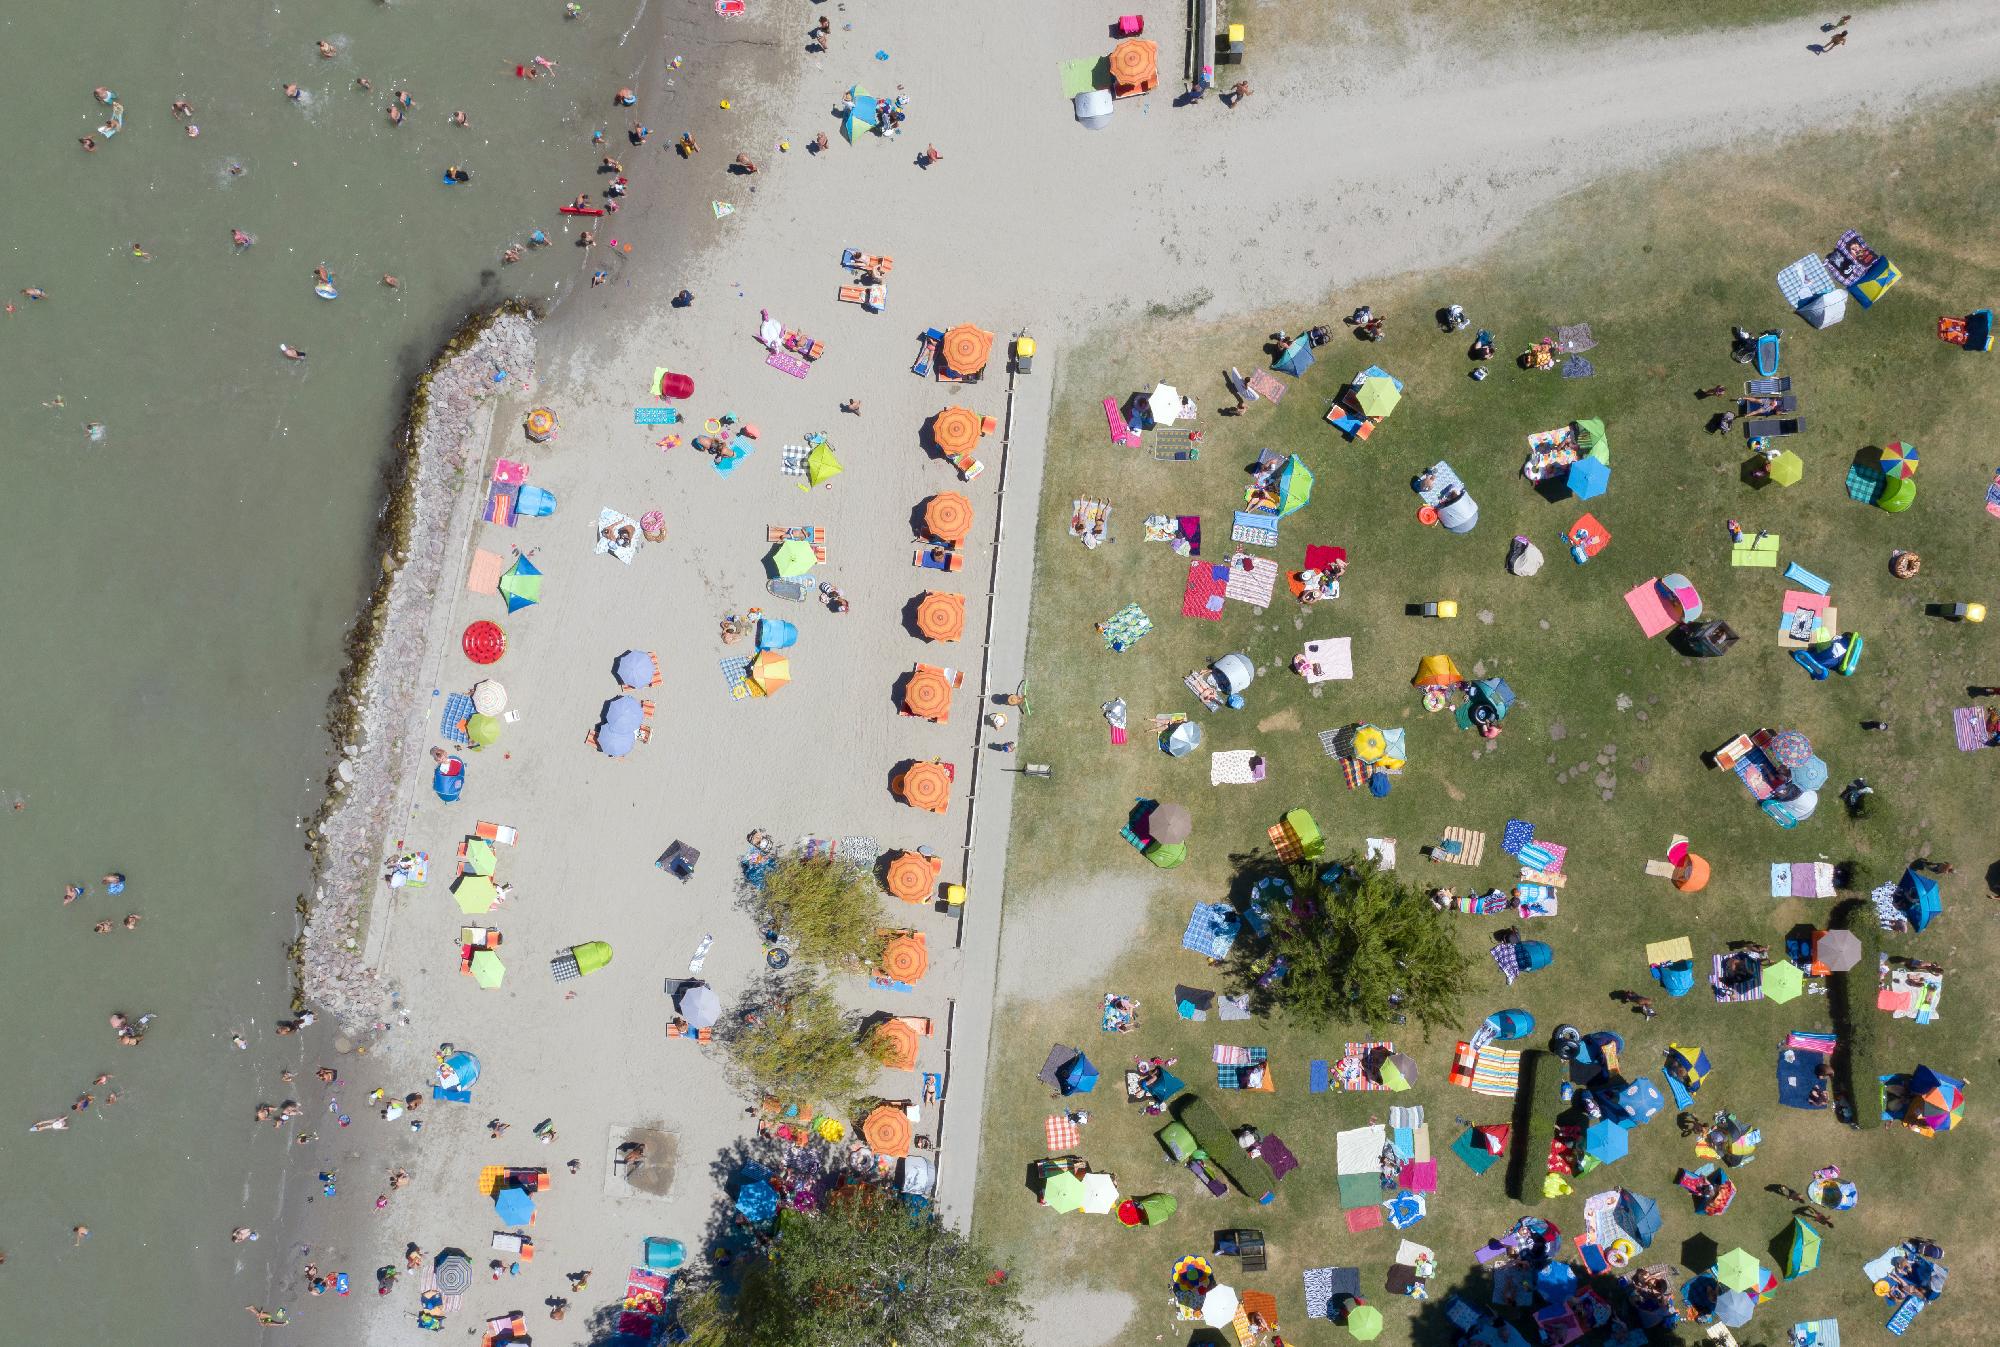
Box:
(1411, 654), (1465, 689)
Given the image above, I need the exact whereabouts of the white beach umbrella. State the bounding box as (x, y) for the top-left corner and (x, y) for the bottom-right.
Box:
(1148, 383), (1182, 426)
(472, 680), (508, 715)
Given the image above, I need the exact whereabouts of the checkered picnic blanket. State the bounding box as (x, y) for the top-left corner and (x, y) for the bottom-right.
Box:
(1044, 1114), (1080, 1151)
(780, 445), (807, 477)
(1317, 728), (1344, 758)
(439, 691), (476, 744)
(1491, 942), (1528, 983)
(719, 656), (752, 701)
(1217, 1051), (1269, 1090)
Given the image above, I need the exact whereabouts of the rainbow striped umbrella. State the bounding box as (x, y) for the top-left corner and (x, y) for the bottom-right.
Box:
(1881, 441), (1918, 478)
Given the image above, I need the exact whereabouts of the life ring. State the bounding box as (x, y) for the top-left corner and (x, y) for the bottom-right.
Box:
(523, 407), (557, 441)
(314, 284), (339, 300)
(1417, 505), (1440, 526)
(1890, 550), (1921, 580)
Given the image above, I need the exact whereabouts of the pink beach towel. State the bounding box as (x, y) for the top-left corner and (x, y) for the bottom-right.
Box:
(1623, 581), (1676, 638)
(1103, 397), (1141, 448)
(493, 459), (530, 486)
(1182, 560), (1230, 620)
(1345, 1205), (1384, 1233)
(466, 549), (506, 596)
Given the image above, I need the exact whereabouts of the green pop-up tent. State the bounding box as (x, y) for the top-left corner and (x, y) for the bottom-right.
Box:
(1784, 1216), (1822, 1278)
(1575, 417), (1611, 462)
(499, 555), (542, 613)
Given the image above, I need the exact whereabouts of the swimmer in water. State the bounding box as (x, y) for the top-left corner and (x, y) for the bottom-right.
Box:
(102, 873), (124, 893)
(171, 99), (194, 118)
(313, 264), (333, 286)
(280, 344), (307, 362)
(317, 40), (337, 58)
(22, 287), (46, 300)
(79, 136), (98, 153)
(590, 270), (607, 287)
(94, 921), (113, 934)
(123, 914), (141, 929)
(228, 163), (244, 176)
(64, 883), (84, 905)
(283, 83), (302, 101)
(130, 243), (150, 260)
(395, 89), (414, 108)
(577, 229), (596, 248)
(501, 246), (522, 264)
(570, 193), (591, 210)
(451, 110), (469, 127)
(94, 86), (114, 104)
(615, 86), (634, 106)
(599, 155), (623, 173)
(232, 229), (253, 248)
(355, 76), (371, 92)
(387, 104), (403, 126)
(381, 274), (400, 288)
(30, 1118), (69, 1133)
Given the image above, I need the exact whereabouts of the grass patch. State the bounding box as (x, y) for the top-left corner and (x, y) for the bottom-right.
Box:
(974, 96), (2000, 1347)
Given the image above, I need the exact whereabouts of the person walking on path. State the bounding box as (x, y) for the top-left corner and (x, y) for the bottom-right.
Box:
(1822, 29), (1849, 51)
(1228, 81), (1252, 106)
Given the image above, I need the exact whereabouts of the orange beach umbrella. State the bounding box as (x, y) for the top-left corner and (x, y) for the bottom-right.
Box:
(863, 1104), (913, 1157)
(931, 406), (981, 454)
(895, 760), (953, 812)
(749, 651), (791, 696)
(1110, 39), (1157, 93)
(881, 934), (929, 982)
(914, 591), (966, 642)
(884, 851), (940, 903)
(873, 1019), (921, 1071)
(940, 325), (994, 377)
(903, 665), (957, 722)
(924, 492), (974, 543)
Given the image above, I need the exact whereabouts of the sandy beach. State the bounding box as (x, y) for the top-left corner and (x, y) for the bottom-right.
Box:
(262, 2), (2000, 1343)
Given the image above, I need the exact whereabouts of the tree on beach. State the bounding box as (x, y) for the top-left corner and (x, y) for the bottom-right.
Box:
(1229, 857), (1474, 1036)
(724, 975), (873, 1109)
(753, 854), (888, 971)
(679, 1184), (1026, 1347)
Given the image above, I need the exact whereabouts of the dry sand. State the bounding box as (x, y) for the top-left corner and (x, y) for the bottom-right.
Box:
(280, 3), (2000, 1343)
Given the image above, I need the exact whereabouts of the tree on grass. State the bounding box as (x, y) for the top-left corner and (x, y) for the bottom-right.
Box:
(682, 1184), (1026, 1347)
(1232, 858), (1473, 1035)
(724, 976), (872, 1111)
(754, 854), (887, 971)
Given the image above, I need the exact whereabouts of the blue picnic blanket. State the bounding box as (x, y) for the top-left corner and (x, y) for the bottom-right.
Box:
(439, 692), (476, 744)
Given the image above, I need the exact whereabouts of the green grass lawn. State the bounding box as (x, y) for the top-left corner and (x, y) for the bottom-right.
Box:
(975, 98), (2000, 1347)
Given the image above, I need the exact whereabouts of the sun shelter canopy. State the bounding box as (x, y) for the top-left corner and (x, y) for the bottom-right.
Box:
(940, 325), (994, 377)
(1567, 454), (1610, 500)
(896, 761), (952, 812)
(881, 934), (929, 982)
(604, 695), (643, 730)
(1080, 1171), (1119, 1214)
(1149, 802), (1192, 844)
(885, 851), (939, 903)
(1148, 383), (1184, 426)
(773, 527), (827, 574)
(499, 555), (543, 612)
(1109, 37), (1158, 96)
(1043, 1169), (1084, 1213)
(1275, 333), (1315, 376)
(462, 837), (497, 876)
(735, 1178), (779, 1225)
(1814, 928), (1861, 972)
(1073, 88), (1113, 128)
(1714, 1247), (1762, 1291)
(863, 1104), (912, 1157)
(931, 405), (981, 453)
(1412, 654), (1465, 689)
(925, 492), (974, 542)
(749, 650), (791, 695)
(903, 664), (958, 722)
(1574, 418), (1610, 461)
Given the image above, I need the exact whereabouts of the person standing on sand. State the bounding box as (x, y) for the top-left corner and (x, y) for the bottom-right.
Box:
(1823, 29), (1848, 50)
(1229, 81), (1252, 106)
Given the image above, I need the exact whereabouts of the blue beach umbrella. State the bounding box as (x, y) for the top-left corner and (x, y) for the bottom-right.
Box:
(1584, 1120), (1629, 1164)
(735, 1179), (779, 1225)
(615, 650), (656, 686)
(494, 1186), (536, 1226)
(1567, 455), (1611, 500)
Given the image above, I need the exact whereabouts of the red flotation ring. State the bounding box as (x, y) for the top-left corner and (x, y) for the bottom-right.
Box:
(559, 206), (605, 217)
(463, 621), (506, 664)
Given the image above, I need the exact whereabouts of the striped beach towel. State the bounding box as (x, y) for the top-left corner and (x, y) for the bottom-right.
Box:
(1450, 1042), (1522, 1097)
(1434, 827), (1486, 867)
(1338, 1043), (1393, 1091)
(1212, 1044), (1254, 1066)
(1226, 553), (1279, 609)
(1711, 954), (1764, 1002)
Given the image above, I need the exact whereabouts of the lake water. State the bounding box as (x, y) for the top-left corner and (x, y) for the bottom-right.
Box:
(0, 1), (660, 1336)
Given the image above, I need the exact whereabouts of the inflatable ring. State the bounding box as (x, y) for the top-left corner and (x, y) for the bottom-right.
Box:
(1890, 550), (1921, 580)
(703, 418), (724, 435)
(1417, 505), (1440, 526)
(524, 407), (557, 442)
(1607, 1240), (1634, 1268)
(1422, 688), (1448, 713)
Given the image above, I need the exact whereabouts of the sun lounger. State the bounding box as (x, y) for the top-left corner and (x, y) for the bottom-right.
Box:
(914, 544), (964, 572)
(1745, 375), (1792, 396)
(1743, 417), (1806, 438)
(1740, 394), (1799, 414)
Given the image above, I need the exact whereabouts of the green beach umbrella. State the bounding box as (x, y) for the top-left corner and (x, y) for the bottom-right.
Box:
(802, 441), (844, 491)
(1042, 1170), (1085, 1214)
(469, 949), (506, 989)
(1575, 417), (1611, 462)
(498, 555), (542, 613)
(1767, 450), (1804, 487)
(465, 713), (502, 747)
(771, 538), (817, 578)
(1715, 1247), (1761, 1292)
(462, 838), (497, 876)
(1761, 960), (1804, 1004)
(451, 873), (499, 915)
(1355, 376), (1401, 418)
(1347, 1304), (1384, 1340)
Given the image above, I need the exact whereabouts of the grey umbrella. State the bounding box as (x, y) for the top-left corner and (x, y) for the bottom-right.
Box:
(1713, 1290), (1755, 1327)
(1149, 802), (1192, 844)
(433, 1249), (472, 1294)
(681, 982), (722, 1029)
(616, 650), (656, 686)
(1815, 928), (1862, 973)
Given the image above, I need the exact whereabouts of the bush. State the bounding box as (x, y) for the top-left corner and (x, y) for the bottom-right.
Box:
(1826, 899), (1882, 1130)
(724, 976), (872, 1113)
(755, 854), (887, 971)
(1506, 1050), (1563, 1205)
(1232, 857), (1475, 1036)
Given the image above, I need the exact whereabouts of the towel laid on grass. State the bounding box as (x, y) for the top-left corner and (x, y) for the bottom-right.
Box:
(1711, 954), (1765, 1002)
(1226, 553), (1279, 609)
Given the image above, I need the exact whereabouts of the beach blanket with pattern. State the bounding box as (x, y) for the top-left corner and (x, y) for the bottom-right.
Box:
(1450, 1042), (1522, 1096)
(1045, 1114), (1080, 1150)
(1443, 890), (1510, 915)
(1491, 941), (1531, 983)
(1502, 819), (1535, 855)
(1217, 1047), (1271, 1090)
(1336, 1043), (1393, 1091)
(439, 691), (476, 745)
(1210, 750), (1261, 785)
(1226, 553), (1279, 609)
(1514, 840), (1566, 873)
(1247, 369), (1287, 403)
(1515, 883), (1559, 919)
(1956, 706), (1995, 752)
(1711, 954), (1765, 1002)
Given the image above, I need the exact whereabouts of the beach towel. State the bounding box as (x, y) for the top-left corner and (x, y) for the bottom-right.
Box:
(1218, 993), (1252, 1021)
(1338, 1043), (1393, 1091)
(1303, 1266), (1359, 1319)
(1988, 466), (2000, 518)
(1310, 1059), (1331, 1093)
(1212, 1044), (1256, 1066)
(1399, 1160), (1439, 1194)
(466, 548), (506, 596)
(1246, 369), (1286, 403)
(1450, 1125), (1503, 1175)
(1181, 560), (1230, 620)
(1226, 553), (1279, 609)
(1099, 603), (1151, 652)
(485, 481), (518, 527)
(1845, 463), (1885, 504)
(1515, 840), (1566, 873)
(1502, 819), (1535, 855)
(492, 458), (529, 486)
(1515, 884), (1559, 919)
(1954, 706), (1992, 752)
(1317, 728), (1345, 758)
(439, 692), (476, 745)
(766, 349), (811, 379)
(780, 444), (807, 477)
(1174, 985), (1214, 1020)
(1770, 861), (1837, 898)
(1442, 890), (1511, 915)
(1102, 396), (1140, 448)
(1045, 1114), (1080, 1151)
(1434, 827), (1486, 866)
(1299, 637), (1353, 682)
(1209, 749), (1261, 785)
(1491, 942), (1530, 983)
(1386, 1191), (1428, 1228)
(1711, 954), (1765, 1002)
(1175, 515), (1202, 555)
(1624, 581), (1678, 638)
(1366, 837), (1398, 869)
(1776, 1045), (1829, 1109)
(1347, 1205), (1385, 1232)
(1732, 533), (1781, 567)
(1451, 1042), (1522, 1096)
(1336, 1124), (1388, 1174)
(1218, 1055), (1273, 1091)
(1561, 355), (1594, 379)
